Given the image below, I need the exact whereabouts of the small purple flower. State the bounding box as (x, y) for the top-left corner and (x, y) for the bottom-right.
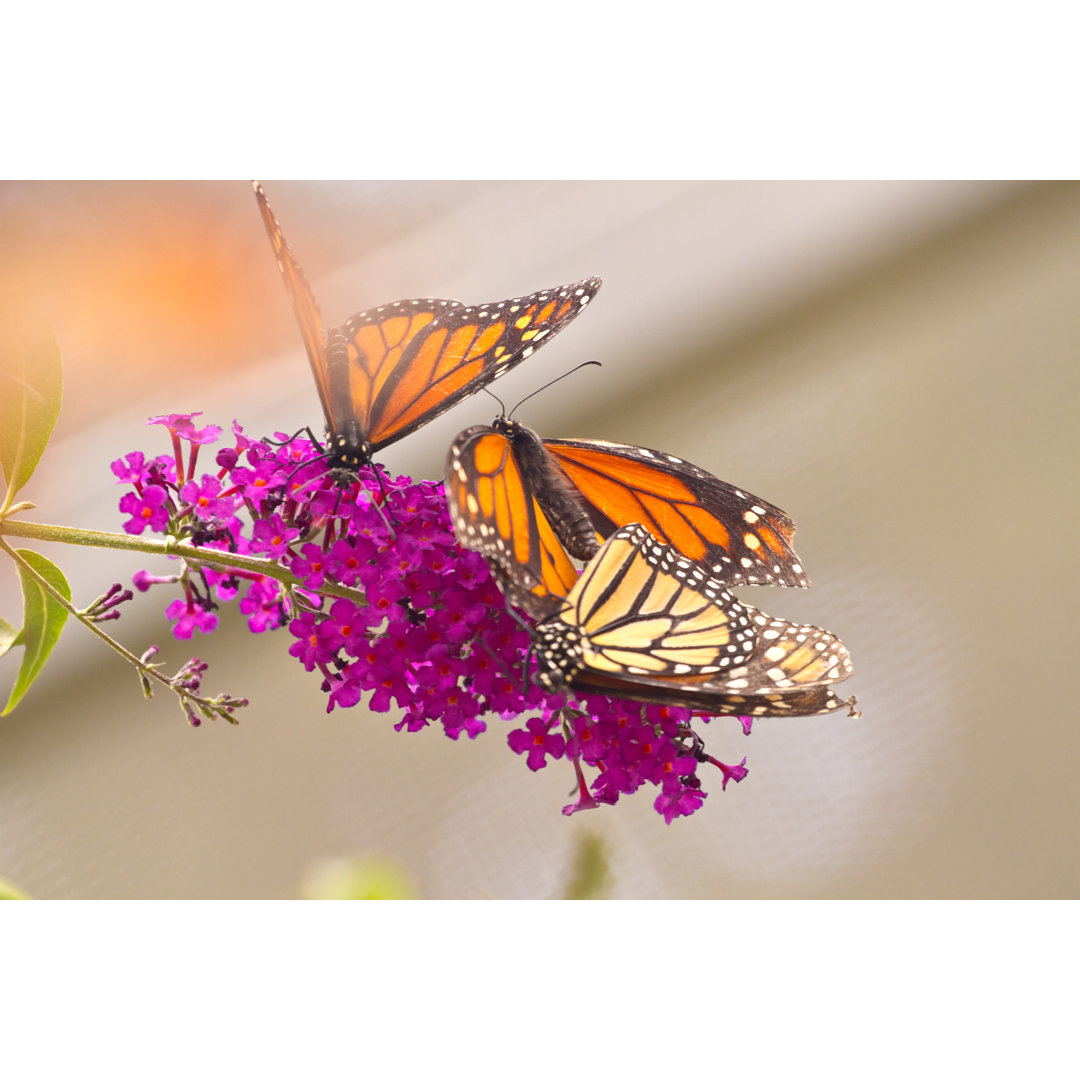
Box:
(327, 666), (365, 711)
(508, 717), (566, 771)
(111, 451), (150, 484)
(654, 784), (707, 824)
(433, 687), (483, 739)
(215, 446), (239, 470)
(324, 537), (376, 587)
(180, 474), (238, 528)
(287, 612), (324, 671)
(711, 755), (749, 790)
(562, 755), (601, 816)
(249, 516), (299, 560)
(288, 543), (330, 590)
(132, 569), (180, 592)
(119, 485), (171, 534)
(165, 597), (219, 639)
(361, 577), (408, 628)
(230, 458), (285, 507)
(317, 599), (369, 654)
(238, 577), (285, 633)
(147, 412), (222, 444)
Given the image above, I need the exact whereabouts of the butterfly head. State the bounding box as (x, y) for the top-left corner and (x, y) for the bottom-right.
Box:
(490, 414), (522, 437)
(323, 418), (375, 483)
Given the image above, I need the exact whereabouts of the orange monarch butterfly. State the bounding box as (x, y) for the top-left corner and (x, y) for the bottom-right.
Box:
(445, 415), (808, 616)
(530, 524), (858, 718)
(253, 182), (602, 475)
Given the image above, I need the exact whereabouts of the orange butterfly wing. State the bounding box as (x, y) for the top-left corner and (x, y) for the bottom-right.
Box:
(252, 182), (332, 427)
(446, 426), (579, 617)
(340, 278), (602, 455)
(542, 438), (809, 588)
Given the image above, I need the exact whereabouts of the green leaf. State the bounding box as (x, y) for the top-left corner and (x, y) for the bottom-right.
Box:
(0, 314), (62, 501)
(2, 550), (70, 715)
(0, 615), (20, 658)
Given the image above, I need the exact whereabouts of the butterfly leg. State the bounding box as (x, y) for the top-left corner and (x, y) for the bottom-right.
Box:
(497, 598), (540, 694)
(677, 725), (709, 762)
(263, 426), (323, 451)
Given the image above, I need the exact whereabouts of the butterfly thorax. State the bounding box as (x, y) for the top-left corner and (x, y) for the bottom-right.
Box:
(492, 417), (600, 561)
(533, 618), (583, 691)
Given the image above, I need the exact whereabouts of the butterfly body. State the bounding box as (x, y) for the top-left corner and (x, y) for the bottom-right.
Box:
(489, 417), (600, 561)
(253, 182), (601, 475)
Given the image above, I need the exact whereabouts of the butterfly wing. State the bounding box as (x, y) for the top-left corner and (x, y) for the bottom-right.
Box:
(446, 426), (579, 618)
(343, 277), (602, 455)
(542, 438), (809, 588)
(538, 524), (757, 682)
(566, 604), (857, 716)
(569, 672), (859, 717)
(252, 182), (333, 430)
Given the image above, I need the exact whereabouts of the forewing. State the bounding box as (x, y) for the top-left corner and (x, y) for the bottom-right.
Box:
(446, 426), (578, 618)
(252, 182), (331, 426)
(355, 277), (601, 452)
(543, 438), (809, 588)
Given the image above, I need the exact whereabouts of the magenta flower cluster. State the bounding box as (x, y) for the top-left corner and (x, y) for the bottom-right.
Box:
(113, 413), (752, 821)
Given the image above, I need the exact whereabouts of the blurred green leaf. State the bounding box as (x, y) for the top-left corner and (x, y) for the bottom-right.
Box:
(2, 550), (70, 715)
(0, 876), (30, 899)
(0, 615), (20, 658)
(301, 856), (418, 900)
(0, 315), (62, 501)
(562, 831), (611, 900)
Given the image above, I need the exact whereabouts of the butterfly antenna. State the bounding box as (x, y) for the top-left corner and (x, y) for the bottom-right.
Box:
(508, 361), (602, 419)
(481, 386), (508, 417)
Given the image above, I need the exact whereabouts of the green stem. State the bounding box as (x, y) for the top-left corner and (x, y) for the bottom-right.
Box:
(0, 518), (365, 604)
(0, 536), (207, 702)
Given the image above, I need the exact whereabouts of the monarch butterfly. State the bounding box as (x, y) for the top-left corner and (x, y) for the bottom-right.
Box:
(445, 415), (808, 617)
(531, 524), (857, 717)
(253, 182), (602, 475)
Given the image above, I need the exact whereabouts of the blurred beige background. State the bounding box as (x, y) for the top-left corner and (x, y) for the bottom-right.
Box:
(0, 180), (1075, 898)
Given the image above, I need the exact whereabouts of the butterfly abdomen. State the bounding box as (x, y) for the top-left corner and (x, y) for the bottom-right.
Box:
(534, 620), (583, 690)
(320, 328), (373, 469)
